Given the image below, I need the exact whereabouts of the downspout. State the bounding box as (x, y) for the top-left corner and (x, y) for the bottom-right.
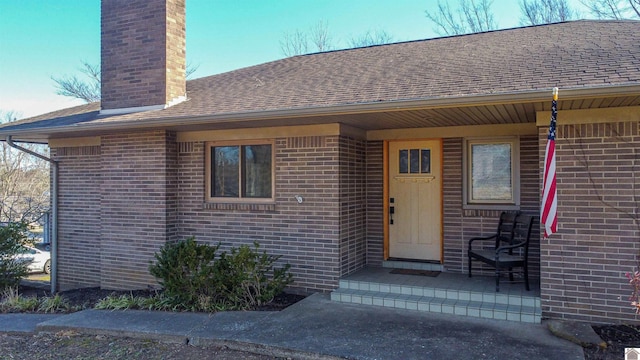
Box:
(6, 136), (58, 294)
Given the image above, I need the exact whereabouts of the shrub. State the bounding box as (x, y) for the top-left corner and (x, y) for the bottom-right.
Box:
(148, 237), (219, 307)
(215, 242), (292, 310)
(148, 238), (292, 312)
(0, 222), (30, 290)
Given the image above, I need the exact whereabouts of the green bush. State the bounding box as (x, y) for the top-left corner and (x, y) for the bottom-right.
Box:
(148, 237), (219, 307)
(216, 242), (292, 310)
(148, 238), (292, 311)
(0, 222), (30, 290)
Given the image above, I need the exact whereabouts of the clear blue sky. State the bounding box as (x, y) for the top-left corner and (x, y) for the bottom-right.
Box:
(0, 0), (589, 119)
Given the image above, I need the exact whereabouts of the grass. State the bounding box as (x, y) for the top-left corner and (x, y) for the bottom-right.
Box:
(95, 293), (162, 311)
(94, 292), (235, 312)
(0, 286), (234, 314)
(0, 287), (77, 313)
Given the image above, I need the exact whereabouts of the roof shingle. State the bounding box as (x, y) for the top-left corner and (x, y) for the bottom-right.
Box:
(2, 20), (639, 135)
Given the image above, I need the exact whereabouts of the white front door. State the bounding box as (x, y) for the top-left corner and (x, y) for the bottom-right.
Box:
(388, 140), (442, 261)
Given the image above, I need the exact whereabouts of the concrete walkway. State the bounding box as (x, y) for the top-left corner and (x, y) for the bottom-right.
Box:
(1, 293), (585, 360)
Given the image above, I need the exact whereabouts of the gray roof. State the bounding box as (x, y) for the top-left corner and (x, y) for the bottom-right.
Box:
(2, 20), (639, 137)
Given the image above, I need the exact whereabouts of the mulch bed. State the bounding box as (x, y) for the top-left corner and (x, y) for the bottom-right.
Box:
(14, 284), (306, 312)
(584, 324), (640, 360)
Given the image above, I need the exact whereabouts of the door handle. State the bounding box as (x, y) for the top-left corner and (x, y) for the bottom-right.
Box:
(389, 206), (394, 225)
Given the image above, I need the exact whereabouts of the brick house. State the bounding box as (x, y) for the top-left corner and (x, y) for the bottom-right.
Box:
(1, 0), (639, 323)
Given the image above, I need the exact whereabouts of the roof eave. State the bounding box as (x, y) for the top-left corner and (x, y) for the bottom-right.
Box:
(2, 83), (640, 142)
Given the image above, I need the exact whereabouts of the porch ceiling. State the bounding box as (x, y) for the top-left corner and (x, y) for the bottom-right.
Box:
(354, 95), (640, 130)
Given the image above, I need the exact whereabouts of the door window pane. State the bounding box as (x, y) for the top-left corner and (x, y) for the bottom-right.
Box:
(399, 150), (408, 173)
(421, 149), (431, 173)
(410, 149), (420, 173)
(212, 146), (239, 197)
(243, 145), (272, 198)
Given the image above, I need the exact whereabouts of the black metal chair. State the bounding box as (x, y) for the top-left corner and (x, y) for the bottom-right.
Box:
(468, 212), (534, 292)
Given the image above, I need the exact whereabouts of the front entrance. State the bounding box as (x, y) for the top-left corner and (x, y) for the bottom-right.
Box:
(388, 140), (442, 261)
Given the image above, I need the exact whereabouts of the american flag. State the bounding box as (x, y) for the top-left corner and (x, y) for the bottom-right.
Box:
(541, 88), (558, 238)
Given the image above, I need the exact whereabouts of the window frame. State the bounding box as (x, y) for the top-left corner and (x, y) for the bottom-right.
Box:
(462, 137), (520, 210)
(205, 139), (275, 204)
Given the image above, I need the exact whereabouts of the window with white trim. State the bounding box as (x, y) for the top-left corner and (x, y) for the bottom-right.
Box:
(205, 140), (274, 202)
(463, 137), (520, 209)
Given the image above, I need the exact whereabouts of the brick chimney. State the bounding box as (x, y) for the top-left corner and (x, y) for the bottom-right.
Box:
(100, 0), (186, 114)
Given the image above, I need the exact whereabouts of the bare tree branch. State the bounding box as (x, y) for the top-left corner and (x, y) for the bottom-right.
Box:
(425, 0), (497, 36)
(632, 0), (640, 17)
(186, 61), (200, 78)
(519, 0), (577, 25)
(280, 21), (395, 56)
(280, 21), (334, 56)
(425, 1), (462, 36)
(52, 61), (200, 103)
(280, 29), (310, 57)
(461, 0), (497, 32)
(348, 30), (394, 48)
(52, 61), (101, 103)
(0, 111), (50, 225)
(569, 123), (640, 229)
(309, 20), (333, 53)
(580, 0), (640, 19)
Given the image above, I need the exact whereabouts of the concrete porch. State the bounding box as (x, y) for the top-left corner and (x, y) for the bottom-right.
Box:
(331, 261), (541, 324)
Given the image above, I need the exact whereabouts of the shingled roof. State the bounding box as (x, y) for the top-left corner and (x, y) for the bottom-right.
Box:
(2, 20), (639, 139)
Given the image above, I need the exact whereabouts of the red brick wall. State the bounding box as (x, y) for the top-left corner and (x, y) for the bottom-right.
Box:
(52, 146), (102, 291)
(339, 137), (367, 275)
(165, 0), (186, 105)
(53, 130), (545, 295)
(442, 136), (541, 276)
(54, 131), (177, 291)
(175, 135), (366, 292)
(99, 130), (177, 290)
(101, 0), (186, 110)
(540, 121), (640, 323)
(366, 141), (384, 265)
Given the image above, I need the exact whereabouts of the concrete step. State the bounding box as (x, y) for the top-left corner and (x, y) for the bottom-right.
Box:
(382, 260), (443, 272)
(331, 277), (541, 324)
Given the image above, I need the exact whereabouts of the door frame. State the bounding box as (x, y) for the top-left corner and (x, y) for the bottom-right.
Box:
(383, 139), (444, 262)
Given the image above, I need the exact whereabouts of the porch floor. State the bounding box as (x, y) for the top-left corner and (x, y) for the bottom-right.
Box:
(331, 265), (541, 323)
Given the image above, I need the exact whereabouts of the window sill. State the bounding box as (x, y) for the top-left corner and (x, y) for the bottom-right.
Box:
(462, 204), (520, 218)
(463, 204), (520, 211)
(203, 202), (276, 212)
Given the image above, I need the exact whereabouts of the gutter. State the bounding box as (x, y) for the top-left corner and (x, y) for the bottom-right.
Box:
(6, 136), (58, 294)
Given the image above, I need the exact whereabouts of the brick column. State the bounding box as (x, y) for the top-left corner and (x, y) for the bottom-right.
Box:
(100, 130), (177, 290)
(539, 121), (640, 322)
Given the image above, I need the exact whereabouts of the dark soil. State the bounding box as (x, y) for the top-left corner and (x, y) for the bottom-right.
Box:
(0, 332), (279, 359)
(583, 324), (640, 360)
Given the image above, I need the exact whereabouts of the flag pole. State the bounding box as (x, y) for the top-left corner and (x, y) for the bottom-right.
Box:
(541, 87), (558, 238)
